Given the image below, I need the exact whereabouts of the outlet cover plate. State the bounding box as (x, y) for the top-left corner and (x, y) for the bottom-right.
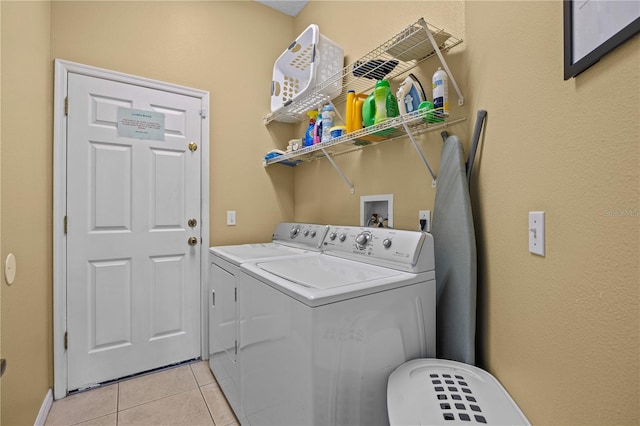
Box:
(419, 210), (431, 232)
(227, 210), (236, 226)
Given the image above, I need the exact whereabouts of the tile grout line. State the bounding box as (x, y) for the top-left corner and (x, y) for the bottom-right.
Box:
(192, 362), (217, 425)
(116, 382), (120, 425)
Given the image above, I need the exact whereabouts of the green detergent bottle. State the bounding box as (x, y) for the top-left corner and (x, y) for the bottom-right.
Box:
(362, 80), (399, 136)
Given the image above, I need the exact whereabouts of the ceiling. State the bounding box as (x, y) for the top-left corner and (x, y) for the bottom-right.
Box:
(256, 0), (309, 17)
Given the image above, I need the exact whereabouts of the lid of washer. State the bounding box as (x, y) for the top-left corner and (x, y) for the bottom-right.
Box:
(244, 255), (429, 307)
(211, 243), (314, 265)
(259, 255), (402, 289)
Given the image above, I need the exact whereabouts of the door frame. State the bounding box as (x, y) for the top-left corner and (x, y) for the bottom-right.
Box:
(53, 59), (210, 399)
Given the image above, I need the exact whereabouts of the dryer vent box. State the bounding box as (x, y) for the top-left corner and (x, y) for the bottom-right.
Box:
(360, 194), (393, 228)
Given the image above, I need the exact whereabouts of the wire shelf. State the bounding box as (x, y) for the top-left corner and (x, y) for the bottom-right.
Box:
(262, 18), (465, 192)
(264, 18), (463, 125)
(263, 109), (466, 167)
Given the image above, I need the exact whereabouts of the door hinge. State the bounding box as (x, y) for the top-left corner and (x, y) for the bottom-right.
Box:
(64, 216), (68, 234)
(64, 331), (68, 350)
(235, 340), (238, 355)
(64, 97), (69, 116)
(234, 287), (237, 302)
(200, 108), (208, 119)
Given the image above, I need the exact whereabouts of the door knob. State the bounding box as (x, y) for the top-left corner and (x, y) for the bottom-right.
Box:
(188, 218), (198, 228)
(188, 142), (198, 152)
(188, 237), (198, 246)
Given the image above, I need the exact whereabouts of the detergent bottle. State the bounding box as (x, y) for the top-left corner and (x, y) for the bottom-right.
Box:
(346, 90), (367, 133)
(432, 67), (449, 118)
(362, 80), (399, 128)
(321, 104), (335, 143)
(304, 110), (317, 147)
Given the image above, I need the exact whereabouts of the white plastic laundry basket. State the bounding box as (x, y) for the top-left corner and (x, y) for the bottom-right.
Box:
(270, 24), (343, 116)
(387, 359), (530, 425)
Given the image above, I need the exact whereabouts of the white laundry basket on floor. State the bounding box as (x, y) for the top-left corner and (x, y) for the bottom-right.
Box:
(387, 359), (530, 425)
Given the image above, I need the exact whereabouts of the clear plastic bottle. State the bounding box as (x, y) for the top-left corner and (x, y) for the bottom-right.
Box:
(321, 104), (335, 143)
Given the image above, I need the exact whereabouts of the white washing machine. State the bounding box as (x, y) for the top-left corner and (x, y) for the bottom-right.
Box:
(238, 226), (436, 426)
(208, 222), (329, 421)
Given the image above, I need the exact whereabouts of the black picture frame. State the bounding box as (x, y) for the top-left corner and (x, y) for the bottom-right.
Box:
(564, 0), (640, 80)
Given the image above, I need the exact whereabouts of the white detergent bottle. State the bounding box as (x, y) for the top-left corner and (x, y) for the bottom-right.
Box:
(321, 104), (335, 143)
(432, 67), (449, 118)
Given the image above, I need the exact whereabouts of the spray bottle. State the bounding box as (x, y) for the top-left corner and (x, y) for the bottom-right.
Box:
(313, 106), (323, 144)
(304, 110), (317, 147)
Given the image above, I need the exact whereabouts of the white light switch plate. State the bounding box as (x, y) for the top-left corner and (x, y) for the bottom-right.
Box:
(227, 210), (236, 226)
(529, 211), (545, 256)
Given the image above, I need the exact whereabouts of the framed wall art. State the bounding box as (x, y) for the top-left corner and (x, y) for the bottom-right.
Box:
(564, 0), (640, 80)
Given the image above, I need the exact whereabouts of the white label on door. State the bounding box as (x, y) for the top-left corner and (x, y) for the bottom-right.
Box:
(117, 107), (165, 141)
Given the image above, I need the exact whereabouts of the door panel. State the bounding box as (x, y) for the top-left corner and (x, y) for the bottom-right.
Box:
(66, 72), (202, 390)
(150, 148), (186, 229)
(90, 142), (132, 231)
(89, 258), (132, 351)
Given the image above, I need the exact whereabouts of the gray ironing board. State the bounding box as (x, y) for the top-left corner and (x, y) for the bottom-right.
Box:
(432, 135), (477, 365)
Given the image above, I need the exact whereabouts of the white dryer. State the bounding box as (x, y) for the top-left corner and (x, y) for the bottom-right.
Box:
(208, 222), (329, 421)
(238, 226), (436, 426)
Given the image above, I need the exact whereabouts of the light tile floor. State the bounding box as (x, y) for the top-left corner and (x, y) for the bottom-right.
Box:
(45, 360), (239, 426)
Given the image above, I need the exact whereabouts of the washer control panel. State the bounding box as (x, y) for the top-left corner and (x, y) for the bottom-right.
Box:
(272, 223), (330, 250)
(323, 226), (432, 271)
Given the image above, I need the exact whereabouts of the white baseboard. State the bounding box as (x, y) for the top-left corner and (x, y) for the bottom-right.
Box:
(34, 388), (53, 426)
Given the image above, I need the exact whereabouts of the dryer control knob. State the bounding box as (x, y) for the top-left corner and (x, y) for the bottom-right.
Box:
(310, 230), (317, 238)
(339, 234), (347, 242)
(329, 232), (337, 241)
(383, 238), (392, 249)
(303, 230), (309, 237)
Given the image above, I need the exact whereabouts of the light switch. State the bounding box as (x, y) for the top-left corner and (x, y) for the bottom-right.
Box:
(529, 211), (545, 256)
(227, 210), (236, 226)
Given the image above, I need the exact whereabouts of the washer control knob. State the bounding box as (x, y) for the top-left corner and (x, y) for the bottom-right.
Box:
(338, 234), (347, 242)
(303, 230), (309, 237)
(382, 238), (392, 249)
(310, 230), (317, 238)
(329, 232), (337, 241)
(290, 226), (300, 238)
(355, 232), (371, 249)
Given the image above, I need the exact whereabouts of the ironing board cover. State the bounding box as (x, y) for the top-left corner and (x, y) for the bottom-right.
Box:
(432, 135), (477, 365)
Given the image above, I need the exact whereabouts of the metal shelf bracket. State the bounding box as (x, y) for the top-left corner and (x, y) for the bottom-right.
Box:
(321, 148), (355, 194)
(419, 18), (464, 107)
(400, 117), (437, 187)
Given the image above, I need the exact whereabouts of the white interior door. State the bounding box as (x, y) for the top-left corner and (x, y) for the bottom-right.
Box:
(66, 72), (202, 390)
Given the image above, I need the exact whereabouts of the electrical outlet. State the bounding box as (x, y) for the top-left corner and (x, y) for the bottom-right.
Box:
(227, 210), (236, 226)
(419, 210), (431, 232)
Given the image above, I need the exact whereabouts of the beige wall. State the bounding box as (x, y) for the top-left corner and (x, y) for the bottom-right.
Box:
(295, 1), (639, 424)
(52, 1), (296, 246)
(2, 1), (295, 423)
(293, 2), (468, 229)
(465, 2), (638, 423)
(1, 2), (53, 425)
(0, 0), (638, 424)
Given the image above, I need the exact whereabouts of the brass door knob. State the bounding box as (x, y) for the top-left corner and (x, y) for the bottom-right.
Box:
(188, 237), (198, 246)
(187, 218), (198, 228)
(188, 142), (198, 152)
